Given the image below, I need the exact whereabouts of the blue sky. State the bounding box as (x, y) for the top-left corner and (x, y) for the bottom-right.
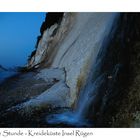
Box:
(0, 12), (45, 68)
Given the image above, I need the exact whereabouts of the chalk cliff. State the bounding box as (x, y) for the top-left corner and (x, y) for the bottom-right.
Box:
(27, 13), (117, 106)
(0, 13), (140, 127)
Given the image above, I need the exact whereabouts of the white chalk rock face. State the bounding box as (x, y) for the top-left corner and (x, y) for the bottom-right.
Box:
(22, 81), (70, 107)
(52, 13), (117, 105)
(28, 13), (74, 68)
(35, 68), (66, 84)
(28, 13), (118, 106)
(28, 24), (58, 67)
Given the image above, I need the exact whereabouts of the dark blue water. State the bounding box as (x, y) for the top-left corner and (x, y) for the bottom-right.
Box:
(0, 70), (17, 84)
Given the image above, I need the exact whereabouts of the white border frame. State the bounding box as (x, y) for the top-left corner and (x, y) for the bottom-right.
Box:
(0, 0), (140, 12)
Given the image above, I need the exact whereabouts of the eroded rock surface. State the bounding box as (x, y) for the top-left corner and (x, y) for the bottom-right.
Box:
(28, 13), (118, 106)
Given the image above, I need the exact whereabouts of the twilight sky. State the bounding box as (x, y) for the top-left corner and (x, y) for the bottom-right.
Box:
(0, 12), (45, 68)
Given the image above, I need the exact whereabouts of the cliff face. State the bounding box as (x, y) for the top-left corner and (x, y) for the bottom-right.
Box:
(100, 14), (140, 127)
(28, 13), (117, 106)
(85, 13), (140, 127)
(0, 13), (140, 127)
